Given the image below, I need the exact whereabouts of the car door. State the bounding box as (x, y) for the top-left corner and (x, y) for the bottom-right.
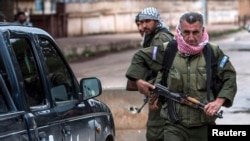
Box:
(0, 66), (38, 141)
(0, 82), (31, 141)
(36, 36), (96, 141)
(8, 34), (63, 140)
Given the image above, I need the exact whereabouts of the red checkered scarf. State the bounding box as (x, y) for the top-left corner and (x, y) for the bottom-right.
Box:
(175, 26), (209, 55)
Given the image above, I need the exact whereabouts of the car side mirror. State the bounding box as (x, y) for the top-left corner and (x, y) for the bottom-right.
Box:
(79, 77), (102, 100)
(247, 24), (250, 32)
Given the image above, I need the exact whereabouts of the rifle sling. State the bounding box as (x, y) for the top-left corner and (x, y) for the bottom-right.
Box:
(203, 43), (219, 101)
(161, 40), (179, 123)
(203, 44), (212, 101)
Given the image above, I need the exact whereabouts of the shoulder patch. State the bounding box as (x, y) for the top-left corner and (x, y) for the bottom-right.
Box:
(152, 46), (158, 61)
(219, 55), (229, 68)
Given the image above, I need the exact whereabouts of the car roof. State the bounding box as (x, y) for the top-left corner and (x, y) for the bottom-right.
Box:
(0, 22), (51, 37)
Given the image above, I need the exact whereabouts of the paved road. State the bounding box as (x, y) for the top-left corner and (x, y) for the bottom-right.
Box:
(69, 28), (250, 140)
(214, 30), (250, 125)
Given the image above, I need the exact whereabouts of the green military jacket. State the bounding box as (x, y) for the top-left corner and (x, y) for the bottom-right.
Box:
(126, 41), (237, 127)
(143, 27), (174, 48)
(142, 28), (174, 127)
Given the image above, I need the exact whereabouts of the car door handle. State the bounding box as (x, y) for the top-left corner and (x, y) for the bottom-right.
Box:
(63, 125), (71, 136)
(39, 131), (47, 141)
(95, 124), (101, 133)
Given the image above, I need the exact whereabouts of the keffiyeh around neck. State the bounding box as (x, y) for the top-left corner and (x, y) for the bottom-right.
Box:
(175, 25), (209, 55)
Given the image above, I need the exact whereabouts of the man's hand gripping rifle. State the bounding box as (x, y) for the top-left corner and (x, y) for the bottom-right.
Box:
(152, 83), (223, 118)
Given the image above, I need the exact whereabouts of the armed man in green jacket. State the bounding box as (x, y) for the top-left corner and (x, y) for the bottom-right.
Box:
(128, 7), (174, 141)
(126, 12), (237, 141)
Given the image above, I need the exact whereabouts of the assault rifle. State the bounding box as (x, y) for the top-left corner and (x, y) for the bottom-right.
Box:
(152, 83), (223, 119)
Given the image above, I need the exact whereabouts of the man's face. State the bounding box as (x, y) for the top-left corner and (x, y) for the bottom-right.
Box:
(136, 21), (144, 37)
(180, 20), (204, 46)
(18, 14), (26, 24)
(140, 19), (158, 35)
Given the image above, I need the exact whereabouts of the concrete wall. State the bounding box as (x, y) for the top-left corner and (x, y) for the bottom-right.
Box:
(238, 0), (250, 26)
(65, 0), (238, 36)
(16, 0), (239, 36)
(238, 0), (250, 18)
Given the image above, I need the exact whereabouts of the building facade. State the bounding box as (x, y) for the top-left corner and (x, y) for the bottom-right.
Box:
(14, 0), (240, 37)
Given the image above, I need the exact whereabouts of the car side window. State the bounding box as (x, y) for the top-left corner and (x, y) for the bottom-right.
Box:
(10, 38), (45, 106)
(0, 93), (8, 113)
(38, 37), (76, 102)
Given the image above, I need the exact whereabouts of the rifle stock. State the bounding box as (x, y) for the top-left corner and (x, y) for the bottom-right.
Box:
(153, 83), (223, 118)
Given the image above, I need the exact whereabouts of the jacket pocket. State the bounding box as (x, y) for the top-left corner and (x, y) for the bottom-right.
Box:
(168, 67), (182, 91)
(196, 67), (207, 91)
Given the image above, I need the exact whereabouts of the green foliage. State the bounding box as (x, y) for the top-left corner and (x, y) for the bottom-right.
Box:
(81, 49), (94, 57)
(65, 53), (80, 61)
